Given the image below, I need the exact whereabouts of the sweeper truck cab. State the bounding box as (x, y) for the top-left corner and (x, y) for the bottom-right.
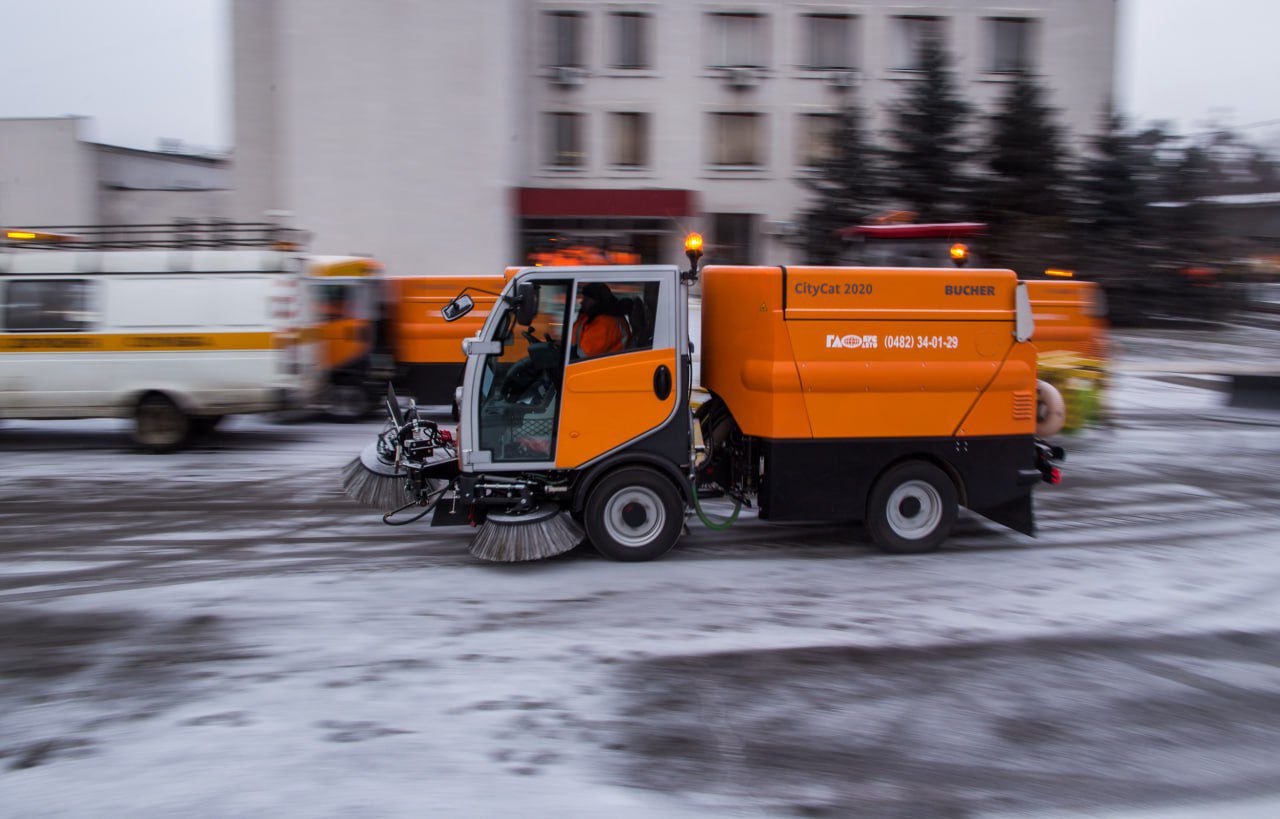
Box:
(343, 237), (1061, 562)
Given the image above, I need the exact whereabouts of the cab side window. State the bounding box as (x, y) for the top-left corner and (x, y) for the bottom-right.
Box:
(3, 279), (96, 332)
(569, 280), (659, 361)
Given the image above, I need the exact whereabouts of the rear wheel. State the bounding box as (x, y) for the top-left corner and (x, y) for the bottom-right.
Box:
(584, 467), (684, 562)
(133, 393), (190, 452)
(866, 461), (957, 554)
(325, 383), (372, 422)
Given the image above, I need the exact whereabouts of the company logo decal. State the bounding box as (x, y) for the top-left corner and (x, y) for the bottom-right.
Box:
(826, 334), (878, 349)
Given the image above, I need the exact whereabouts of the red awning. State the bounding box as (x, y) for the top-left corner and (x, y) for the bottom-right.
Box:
(838, 222), (988, 240)
(516, 188), (696, 218)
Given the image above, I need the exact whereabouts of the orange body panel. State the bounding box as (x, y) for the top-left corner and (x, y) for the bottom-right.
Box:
(700, 267), (813, 438)
(555, 347), (678, 469)
(1025, 279), (1109, 361)
(388, 273), (511, 365)
(701, 265), (1036, 440)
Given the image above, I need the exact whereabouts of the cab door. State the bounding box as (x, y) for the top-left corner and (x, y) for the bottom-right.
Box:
(555, 270), (679, 469)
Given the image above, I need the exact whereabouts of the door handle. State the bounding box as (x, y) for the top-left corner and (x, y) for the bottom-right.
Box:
(653, 364), (672, 400)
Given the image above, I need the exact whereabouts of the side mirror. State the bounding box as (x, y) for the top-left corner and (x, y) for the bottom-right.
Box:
(442, 293), (475, 322)
(1014, 283), (1035, 342)
(513, 282), (538, 326)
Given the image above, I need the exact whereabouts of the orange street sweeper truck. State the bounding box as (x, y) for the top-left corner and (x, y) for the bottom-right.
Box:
(341, 237), (1063, 562)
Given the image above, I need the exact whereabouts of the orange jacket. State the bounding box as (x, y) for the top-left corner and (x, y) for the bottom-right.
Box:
(573, 312), (629, 358)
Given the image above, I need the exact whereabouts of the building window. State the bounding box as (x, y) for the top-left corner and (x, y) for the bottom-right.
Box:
(797, 113), (840, 167)
(547, 11), (584, 67)
(610, 112), (650, 168)
(801, 14), (854, 70)
(547, 112), (585, 167)
(3, 279), (96, 332)
(611, 12), (651, 69)
(987, 17), (1034, 73)
(708, 13), (766, 68)
(892, 15), (943, 71)
(710, 113), (764, 167)
(710, 214), (756, 264)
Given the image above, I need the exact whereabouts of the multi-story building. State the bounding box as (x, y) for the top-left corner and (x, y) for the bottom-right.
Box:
(233, 0), (1116, 274)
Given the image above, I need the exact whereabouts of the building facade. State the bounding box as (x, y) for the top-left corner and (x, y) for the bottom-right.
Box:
(0, 117), (230, 229)
(233, 0), (1116, 273)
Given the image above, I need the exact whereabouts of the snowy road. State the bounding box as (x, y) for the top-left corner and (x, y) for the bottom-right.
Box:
(3, 328), (1280, 817)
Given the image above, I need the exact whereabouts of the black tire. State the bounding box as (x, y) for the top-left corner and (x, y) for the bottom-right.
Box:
(866, 461), (958, 554)
(584, 467), (684, 562)
(133, 393), (190, 452)
(191, 415), (224, 436)
(324, 383), (372, 422)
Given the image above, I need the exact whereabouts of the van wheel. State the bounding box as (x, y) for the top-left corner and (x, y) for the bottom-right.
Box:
(134, 394), (190, 452)
(866, 462), (957, 554)
(585, 468), (683, 562)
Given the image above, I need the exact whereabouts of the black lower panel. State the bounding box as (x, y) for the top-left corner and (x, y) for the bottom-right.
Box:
(758, 435), (1037, 534)
(397, 363), (465, 406)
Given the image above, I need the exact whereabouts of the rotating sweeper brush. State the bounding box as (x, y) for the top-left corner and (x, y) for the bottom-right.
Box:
(341, 385), (580, 561)
(341, 439), (414, 513)
(341, 385), (452, 520)
(467, 503), (583, 562)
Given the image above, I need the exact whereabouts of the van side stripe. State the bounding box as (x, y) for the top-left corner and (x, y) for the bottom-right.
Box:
(0, 332), (284, 352)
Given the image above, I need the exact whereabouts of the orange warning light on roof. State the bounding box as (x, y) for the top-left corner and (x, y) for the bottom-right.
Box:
(1045, 268), (1074, 278)
(4, 229), (76, 243)
(685, 233), (704, 253)
(950, 243), (969, 265)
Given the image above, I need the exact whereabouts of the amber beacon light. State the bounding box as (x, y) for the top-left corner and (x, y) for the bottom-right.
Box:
(683, 232), (704, 280)
(949, 243), (969, 267)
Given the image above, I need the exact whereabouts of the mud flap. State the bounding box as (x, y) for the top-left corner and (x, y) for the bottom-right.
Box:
(976, 491), (1035, 536)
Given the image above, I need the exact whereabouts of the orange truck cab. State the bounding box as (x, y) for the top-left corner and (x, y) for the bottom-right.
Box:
(303, 256), (386, 419)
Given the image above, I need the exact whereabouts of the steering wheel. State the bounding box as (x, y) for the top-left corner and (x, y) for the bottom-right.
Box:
(500, 357), (540, 402)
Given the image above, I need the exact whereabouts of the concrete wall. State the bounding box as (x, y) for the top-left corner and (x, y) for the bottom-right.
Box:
(0, 118), (98, 226)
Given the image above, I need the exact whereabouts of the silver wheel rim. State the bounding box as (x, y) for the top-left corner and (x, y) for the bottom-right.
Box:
(886, 480), (943, 540)
(604, 487), (666, 548)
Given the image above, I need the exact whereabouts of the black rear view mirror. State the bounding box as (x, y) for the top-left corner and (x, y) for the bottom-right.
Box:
(442, 293), (475, 322)
(514, 283), (538, 326)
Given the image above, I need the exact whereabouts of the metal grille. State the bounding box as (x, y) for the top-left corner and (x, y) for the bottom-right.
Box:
(1012, 391), (1035, 420)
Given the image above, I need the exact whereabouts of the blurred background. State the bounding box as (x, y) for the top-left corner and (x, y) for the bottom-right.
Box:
(0, 0), (1277, 326)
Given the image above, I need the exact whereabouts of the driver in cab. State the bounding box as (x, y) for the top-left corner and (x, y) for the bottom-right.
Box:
(572, 283), (630, 359)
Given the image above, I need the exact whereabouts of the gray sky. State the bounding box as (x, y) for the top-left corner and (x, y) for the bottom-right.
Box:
(0, 0), (1278, 153)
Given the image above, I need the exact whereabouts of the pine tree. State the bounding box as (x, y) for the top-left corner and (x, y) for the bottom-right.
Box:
(1078, 111), (1150, 256)
(884, 35), (972, 221)
(979, 72), (1072, 276)
(1158, 143), (1218, 261)
(798, 105), (882, 264)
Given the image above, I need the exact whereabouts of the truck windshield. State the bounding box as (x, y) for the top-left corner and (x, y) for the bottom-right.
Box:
(476, 280), (571, 462)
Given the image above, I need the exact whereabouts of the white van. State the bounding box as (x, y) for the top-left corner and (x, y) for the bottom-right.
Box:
(0, 242), (322, 450)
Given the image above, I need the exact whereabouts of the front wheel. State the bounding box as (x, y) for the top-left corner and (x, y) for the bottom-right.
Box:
(866, 461), (958, 554)
(584, 468), (684, 562)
